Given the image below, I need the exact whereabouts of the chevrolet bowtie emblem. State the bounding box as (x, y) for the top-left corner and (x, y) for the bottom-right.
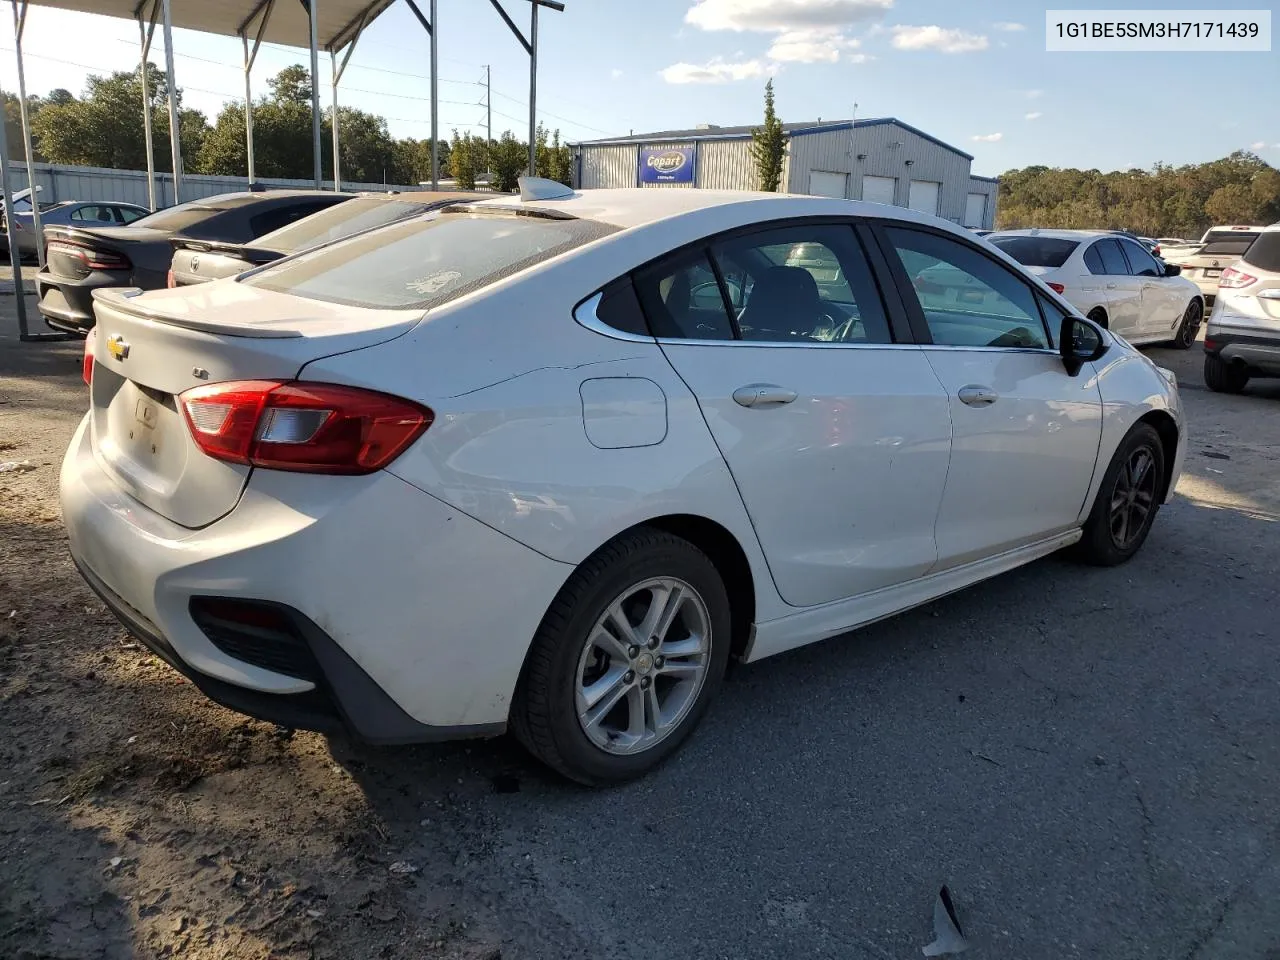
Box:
(106, 334), (130, 361)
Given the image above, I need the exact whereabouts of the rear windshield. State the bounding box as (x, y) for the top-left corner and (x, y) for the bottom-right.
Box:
(1241, 232), (1280, 273)
(243, 211), (616, 309)
(255, 197), (429, 254)
(1199, 231), (1261, 256)
(131, 200), (226, 232)
(989, 236), (1080, 267)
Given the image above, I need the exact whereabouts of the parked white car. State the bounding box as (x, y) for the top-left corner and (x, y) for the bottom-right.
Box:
(1203, 222), (1280, 393)
(62, 182), (1185, 784)
(988, 229), (1205, 348)
(1163, 225), (1265, 308)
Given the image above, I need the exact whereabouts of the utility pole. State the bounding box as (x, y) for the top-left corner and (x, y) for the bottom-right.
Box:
(485, 64), (492, 182)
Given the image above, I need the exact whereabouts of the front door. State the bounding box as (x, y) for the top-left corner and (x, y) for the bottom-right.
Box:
(635, 222), (953, 608)
(1093, 237), (1143, 337)
(1118, 236), (1181, 338)
(879, 224), (1104, 569)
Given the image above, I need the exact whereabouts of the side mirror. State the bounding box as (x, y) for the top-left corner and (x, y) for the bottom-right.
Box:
(1164, 262), (1182, 277)
(1060, 315), (1107, 377)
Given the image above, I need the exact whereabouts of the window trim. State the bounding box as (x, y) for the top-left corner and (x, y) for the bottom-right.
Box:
(573, 290), (657, 343)
(870, 219), (1056, 352)
(1117, 237), (1161, 278)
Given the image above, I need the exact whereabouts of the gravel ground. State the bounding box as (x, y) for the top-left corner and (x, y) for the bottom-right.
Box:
(3, 295), (1279, 959)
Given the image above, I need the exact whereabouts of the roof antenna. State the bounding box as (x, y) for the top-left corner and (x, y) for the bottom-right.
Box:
(519, 176), (575, 201)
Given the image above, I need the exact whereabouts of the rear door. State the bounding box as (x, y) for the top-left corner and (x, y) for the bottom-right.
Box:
(1093, 238), (1142, 336)
(876, 223), (1103, 569)
(643, 221), (953, 607)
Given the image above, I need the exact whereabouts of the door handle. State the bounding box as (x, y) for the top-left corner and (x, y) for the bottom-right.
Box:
(1106, 282), (1117, 289)
(732, 383), (797, 408)
(957, 384), (998, 407)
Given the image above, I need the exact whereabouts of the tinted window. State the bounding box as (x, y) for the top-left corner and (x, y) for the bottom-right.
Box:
(886, 226), (1050, 349)
(988, 236), (1080, 268)
(117, 207), (146, 224)
(249, 199), (338, 238)
(131, 201), (227, 232)
(1095, 239), (1130, 275)
(1241, 232), (1280, 272)
(1083, 242), (1106, 274)
(255, 197), (426, 253)
(245, 211), (615, 310)
(1035, 293), (1073, 349)
(1200, 232), (1261, 256)
(711, 224), (891, 344)
(1119, 239), (1161, 277)
(591, 278), (650, 337)
(634, 249), (735, 341)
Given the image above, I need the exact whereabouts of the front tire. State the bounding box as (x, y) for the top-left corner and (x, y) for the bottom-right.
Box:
(511, 529), (731, 785)
(1077, 423), (1165, 566)
(1203, 352), (1249, 394)
(1171, 300), (1202, 349)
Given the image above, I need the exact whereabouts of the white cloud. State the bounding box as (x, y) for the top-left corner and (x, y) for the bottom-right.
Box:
(971, 132), (1003, 142)
(891, 25), (989, 53)
(768, 27), (864, 62)
(660, 57), (771, 84)
(1026, 88), (1043, 99)
(610, 68), (623, 79)
(1249, 140), (1266, 150)
(1024, 111), (1042, 120)
(686, 0), (894, 33)
(993, 21), (1025, 31)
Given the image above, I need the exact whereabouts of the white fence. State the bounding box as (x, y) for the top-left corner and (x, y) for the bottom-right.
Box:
(6, 161), (422, 208)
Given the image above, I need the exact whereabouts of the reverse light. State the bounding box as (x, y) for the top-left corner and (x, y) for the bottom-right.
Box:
(179, 380), (433, 474)
(47, 240), (131, 272)
(82, 329), (95, 386)
(1046, 282), (1066, 294)
(1218, 266), (1256, 289)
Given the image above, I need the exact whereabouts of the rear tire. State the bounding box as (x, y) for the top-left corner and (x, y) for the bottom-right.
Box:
(1204, 352), (1249, 393)
(1077, 423), (1165, 567)
(511, 528), (731, 785)
(1087, 308), (1108, 329)
(1171, 300), (1201, 349)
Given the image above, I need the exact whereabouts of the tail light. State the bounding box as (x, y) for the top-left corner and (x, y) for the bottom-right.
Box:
(46, 240), (131, 271)
(1046, 282), (1066, 294)
(166, 269), (176, 288)
(82, 329), (95, 386)
(1218, 266), (1256, 289)
(1203, 338), (1218, 351)
(179, 380), (433, 475)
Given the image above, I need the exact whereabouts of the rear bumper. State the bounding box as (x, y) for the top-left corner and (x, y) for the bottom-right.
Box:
(36, 269), (124, 334)
(60, 414), (573, 738)
(1205, 328), (1280, 376)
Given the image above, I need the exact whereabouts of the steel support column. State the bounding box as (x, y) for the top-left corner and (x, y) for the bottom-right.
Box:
(328, 6), (369, 193)
(485, 0), (563, 184)
(404, 0), (437, 190)
(160, 0), (182, 203)
(239, 0), (276, 185)
(11, 1), (43, 267)
(136, 0), (159, 210)
(306, 0), (322, 187)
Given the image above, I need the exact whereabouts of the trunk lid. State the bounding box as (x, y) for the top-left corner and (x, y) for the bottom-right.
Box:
(44, 225), (138, 281)
(170, 239), (280, 286)
(88, 282), (423, 528)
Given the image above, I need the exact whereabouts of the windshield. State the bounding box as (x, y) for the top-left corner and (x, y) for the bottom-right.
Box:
(989, 236), (1080, 267)
(243, 211), (616, 310)
(254, 197), (428, 253)
(1199, 231), (1261, 256)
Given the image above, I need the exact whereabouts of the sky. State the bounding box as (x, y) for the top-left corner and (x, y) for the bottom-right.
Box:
(0, 0), (1275, 176)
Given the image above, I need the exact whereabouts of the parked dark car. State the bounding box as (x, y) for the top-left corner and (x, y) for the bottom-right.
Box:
(36, 190), (351, 335)
(168, 191), (488, 286)
(4, 200), (151, 260)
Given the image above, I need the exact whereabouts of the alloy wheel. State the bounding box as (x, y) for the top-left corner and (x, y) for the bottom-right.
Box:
(1178, 301), (1202, 347)
(1108, 445), (1158, 549)
(574, 577), (711, 756)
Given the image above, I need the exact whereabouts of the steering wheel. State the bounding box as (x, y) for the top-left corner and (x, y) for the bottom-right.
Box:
(988, 326), (1038, 348)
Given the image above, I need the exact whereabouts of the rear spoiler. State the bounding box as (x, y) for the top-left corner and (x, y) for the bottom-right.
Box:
(90, 287), (303, 339)
(170, 236), (281, 265)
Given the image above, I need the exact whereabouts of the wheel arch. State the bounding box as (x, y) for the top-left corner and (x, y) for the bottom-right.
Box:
(1086, 305), (1109, 327)
(1136, 409), (1180, 502)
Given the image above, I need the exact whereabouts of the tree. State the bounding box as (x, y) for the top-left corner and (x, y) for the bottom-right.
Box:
(32, 64), (207, 172)
(268, 65), (313, 105)
(534, 123), (573, 186)
(750, 79), (785, 192)
(448, 129), (481, 189)
(490, 130), (528, 192)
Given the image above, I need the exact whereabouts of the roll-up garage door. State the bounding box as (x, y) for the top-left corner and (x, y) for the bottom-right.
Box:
(908, 180), (940, 216)
(808, 171), (848, 198)
(964, 192), (988, 227)
(861, 175), (896, 205)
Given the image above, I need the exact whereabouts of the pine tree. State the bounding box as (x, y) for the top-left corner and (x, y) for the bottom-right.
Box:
(750, 80), (785, 193)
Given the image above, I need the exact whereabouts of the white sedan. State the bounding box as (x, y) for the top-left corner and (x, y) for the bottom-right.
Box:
(988, 229), (1205, 348)
(62, 181), (1185, 784)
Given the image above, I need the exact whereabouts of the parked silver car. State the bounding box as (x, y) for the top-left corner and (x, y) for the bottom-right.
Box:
(2, 200), (150, 259)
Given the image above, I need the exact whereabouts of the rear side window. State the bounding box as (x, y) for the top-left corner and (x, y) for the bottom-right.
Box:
(1119, 239), (1161, 277)
(1083, 243), (1106, 274)
(249, 199), (338, 238)
(244, 212), (616, 310)
(633, 249), (735, 341)
(1095, 239), (1129, 275)
(1200, 231), (1261, 256)
(988, 236), (1079, 268)
(591, 278), (650, 337)
(1241, 232), (1280, 272)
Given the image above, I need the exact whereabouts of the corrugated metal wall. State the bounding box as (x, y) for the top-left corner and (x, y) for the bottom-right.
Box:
(5, 162), (420, 208)
(696, 139), (754, 189)
(966, 177), (1000, 229)
(786, 124), (974, 222)
(578, 145), (637, 189)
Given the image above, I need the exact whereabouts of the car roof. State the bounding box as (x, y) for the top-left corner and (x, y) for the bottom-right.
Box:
(355, 190), (490, 204)
(193, 190), (353, 209)
(988, 229), (1110, 240)
(466, 188), (970, 232)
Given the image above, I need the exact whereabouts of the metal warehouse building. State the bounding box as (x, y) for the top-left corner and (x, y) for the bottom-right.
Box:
(571, 117), (999, 229)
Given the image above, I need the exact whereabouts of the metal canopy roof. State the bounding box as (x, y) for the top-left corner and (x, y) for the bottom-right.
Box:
(26, 0), (396, 50)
